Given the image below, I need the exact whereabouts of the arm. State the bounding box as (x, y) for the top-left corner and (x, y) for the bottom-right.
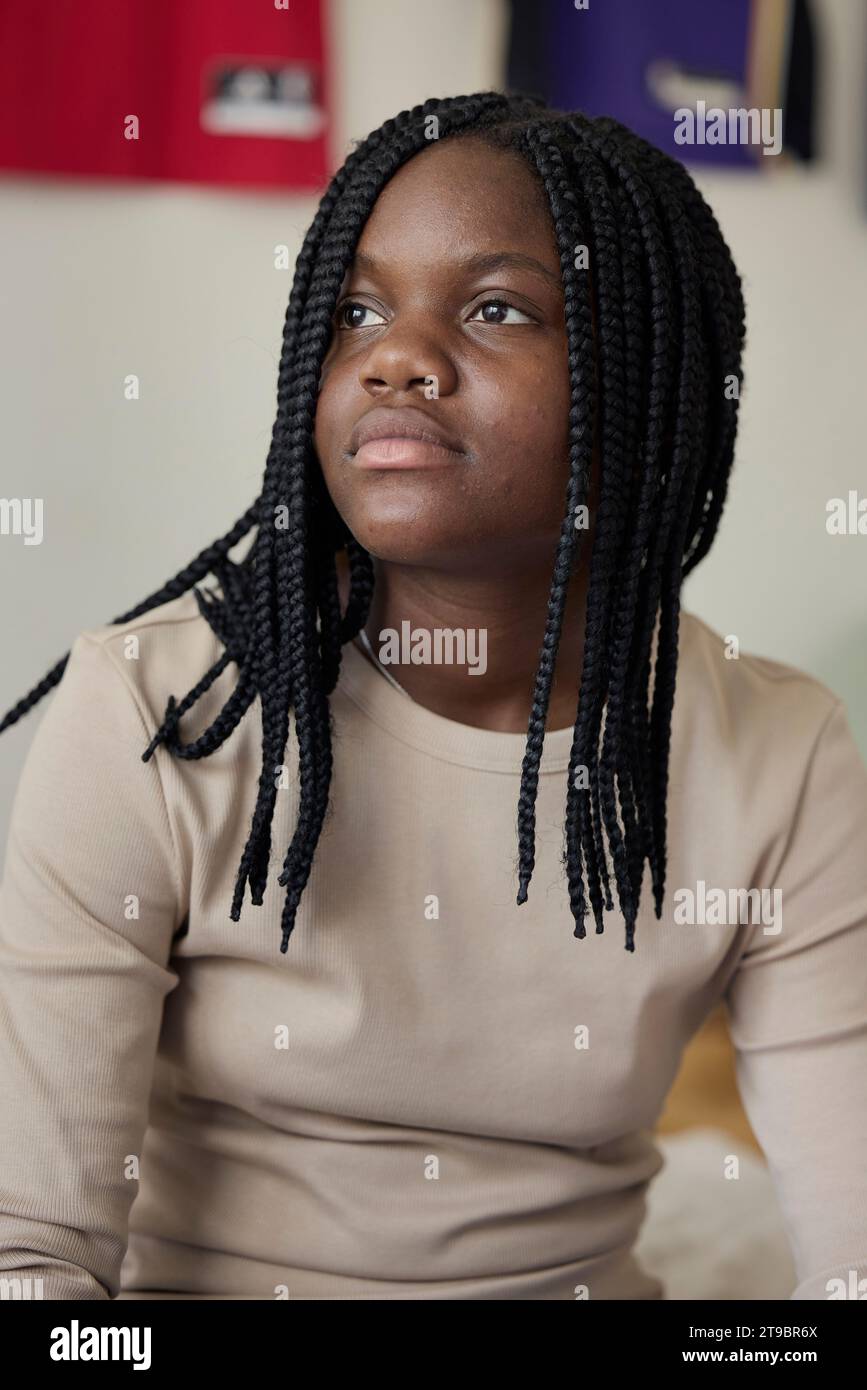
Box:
(724, 697), (867, 1300)
(0, 633), (183, 1298)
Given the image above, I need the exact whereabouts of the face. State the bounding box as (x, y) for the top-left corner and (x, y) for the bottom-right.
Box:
(313, 135), (585, 574)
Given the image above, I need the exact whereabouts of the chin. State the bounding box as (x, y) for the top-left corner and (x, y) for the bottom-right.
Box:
(338, 509), (458, 564)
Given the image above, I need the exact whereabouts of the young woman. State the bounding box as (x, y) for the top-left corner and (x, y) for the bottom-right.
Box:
(1, 91), (866, 1302)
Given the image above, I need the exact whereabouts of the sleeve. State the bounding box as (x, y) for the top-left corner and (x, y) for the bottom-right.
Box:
(723, 696), (867, 1301)
(0, 633), (183, 1299)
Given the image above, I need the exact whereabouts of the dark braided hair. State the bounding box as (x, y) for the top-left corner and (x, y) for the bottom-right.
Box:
(0, 91), (745, 955)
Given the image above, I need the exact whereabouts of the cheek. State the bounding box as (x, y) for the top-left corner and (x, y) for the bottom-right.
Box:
(472, 355), (572, 518)
(313, 363), (354, 482)
(312, 358), (340, 451)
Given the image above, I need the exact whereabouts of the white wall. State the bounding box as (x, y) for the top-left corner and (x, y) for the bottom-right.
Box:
(1, 0), (865, 857)
(686, 0), (867, 750)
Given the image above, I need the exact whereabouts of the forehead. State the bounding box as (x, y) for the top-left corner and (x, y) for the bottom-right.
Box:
(350, 136), (557, 273)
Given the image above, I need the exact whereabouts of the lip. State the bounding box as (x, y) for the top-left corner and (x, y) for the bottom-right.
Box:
(348, 406), (465, 470)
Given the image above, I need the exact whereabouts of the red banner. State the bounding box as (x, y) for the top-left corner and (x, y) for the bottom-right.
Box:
(0, 0), (329, 191)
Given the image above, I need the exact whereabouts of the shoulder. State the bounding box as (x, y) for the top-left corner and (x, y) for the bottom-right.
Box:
(676, 608), (845, 767)
(64, 589), (224, 739)
(79, 586), (215, 653)
(675, 612), (867, 925)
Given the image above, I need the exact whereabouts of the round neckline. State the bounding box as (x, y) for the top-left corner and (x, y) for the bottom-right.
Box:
(338, 636), (577, 774)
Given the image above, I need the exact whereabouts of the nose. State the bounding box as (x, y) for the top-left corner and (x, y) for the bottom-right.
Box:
(358, 313), (457, 400)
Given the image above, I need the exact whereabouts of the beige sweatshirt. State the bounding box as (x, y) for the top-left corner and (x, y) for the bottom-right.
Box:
(1, 588), (866, 1301)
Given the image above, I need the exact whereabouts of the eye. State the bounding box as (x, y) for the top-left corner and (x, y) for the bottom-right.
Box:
(468, 298), (535, 325)
(336, 300), (387, 330)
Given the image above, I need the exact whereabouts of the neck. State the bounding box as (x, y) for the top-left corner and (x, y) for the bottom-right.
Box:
(339, 552), (589, 733)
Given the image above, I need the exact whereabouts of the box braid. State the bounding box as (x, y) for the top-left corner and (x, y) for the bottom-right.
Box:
(585, 117), (744, 940)
(0, 92), (744, 955)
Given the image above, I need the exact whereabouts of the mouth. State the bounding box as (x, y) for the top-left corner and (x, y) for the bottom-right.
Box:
(347, 407), (466, 471)
(353, 437), (463, 470)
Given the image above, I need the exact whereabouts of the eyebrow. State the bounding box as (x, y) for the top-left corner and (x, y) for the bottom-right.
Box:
(350, 249), (563, 290)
